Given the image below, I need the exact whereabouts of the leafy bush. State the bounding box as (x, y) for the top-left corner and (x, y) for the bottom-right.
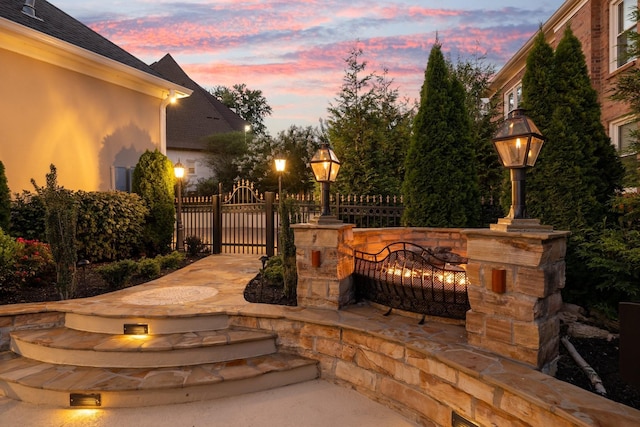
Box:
(33, 165), (77, 299)
(13, 238), (55, 287)
(96, 259), (139, 289)
(9, 191), (46, 241)
(132, 150), (176, 256)
(0, 228), (19, 286)
(262, 255), (284, 285)
(76, 191), (148, 262)
(573, 193), (640, 319)
(138, 257), (161, 279)
(156, 251), (185, 270)
(185, 235), (207, 257)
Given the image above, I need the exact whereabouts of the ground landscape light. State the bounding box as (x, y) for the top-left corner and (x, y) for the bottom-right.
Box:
(491, 108), (545, 219)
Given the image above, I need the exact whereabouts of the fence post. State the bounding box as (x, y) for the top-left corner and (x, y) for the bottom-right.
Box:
(212, 194), (222, 254)
(265, 192), (275, 257)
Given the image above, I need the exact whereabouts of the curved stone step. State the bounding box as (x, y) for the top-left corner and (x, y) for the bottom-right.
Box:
(11, 328), (277, 368)
(64, 312), (229, 335)
(0, 351), (319, 408)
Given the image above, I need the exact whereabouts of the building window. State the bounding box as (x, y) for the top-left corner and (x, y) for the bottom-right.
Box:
(611, 118), (637, 156)
(112, 166), (134, 192)
(504, 84), (522, 116)
(611, 0), (637, 70)
(187, 159), (196, 175)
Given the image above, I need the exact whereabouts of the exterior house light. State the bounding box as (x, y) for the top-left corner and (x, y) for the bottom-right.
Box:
(310, 142), (341, 222)
(492, 109), (545, 220)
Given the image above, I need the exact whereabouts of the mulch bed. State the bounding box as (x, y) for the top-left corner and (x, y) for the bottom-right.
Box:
(556, 335), (640, 409)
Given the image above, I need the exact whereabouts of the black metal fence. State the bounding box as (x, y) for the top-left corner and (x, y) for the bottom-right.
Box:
(176, 188), (406, 254)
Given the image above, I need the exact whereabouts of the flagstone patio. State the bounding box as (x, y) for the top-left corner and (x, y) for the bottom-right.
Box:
(0, 254), (638, 426)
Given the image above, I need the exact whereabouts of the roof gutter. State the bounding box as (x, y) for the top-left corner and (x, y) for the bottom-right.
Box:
(0, 16), (191, 100)
(489, 0), (586, 95)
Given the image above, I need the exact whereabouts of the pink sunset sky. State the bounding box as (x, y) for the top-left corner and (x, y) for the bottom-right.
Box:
(50, 0), (566, 134)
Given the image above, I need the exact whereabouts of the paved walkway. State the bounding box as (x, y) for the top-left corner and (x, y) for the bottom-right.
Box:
(0, 254), (419, 427)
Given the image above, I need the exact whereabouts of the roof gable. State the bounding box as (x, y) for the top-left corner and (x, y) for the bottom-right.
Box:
(151, 53), (248, 151)
(0, 0), (164, 78)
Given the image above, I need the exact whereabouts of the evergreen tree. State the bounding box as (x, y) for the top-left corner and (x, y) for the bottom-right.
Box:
(132, 150), (176, 255)
(525, 27), (623, 230)
(327, 47), (414, 195)
(520, 30), (556, 132)
(0, 161), (10, 231)
(451, 53), (504, 225)
(402, 43), (481, 227)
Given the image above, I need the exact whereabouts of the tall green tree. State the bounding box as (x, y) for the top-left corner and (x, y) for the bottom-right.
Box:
(402, 43), (481, 227)
(0, 161), (10, 231)
(132, 150), (176, 255)
(451, 53), (504, 225)
(326, 47), (414, 196)
(211, 84), (272, 136)
(525, 27), (624, 231)
(203, 131), (248, 190)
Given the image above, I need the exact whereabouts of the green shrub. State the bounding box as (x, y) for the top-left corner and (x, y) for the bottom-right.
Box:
(574, 193), (640, 319)
(137, 257), (161, 279)
(9, 191), (46, 241)
(33, 165), (77, 299)
(132, 150), (176, 256)
(185, 235), (207, 257)
(0, 228), (19, 286)
(0, 161), (10, 231)
(156, 251), (185, 270)
(262, 255), (284, 286)
(14, 238), (55, 287)
(96, 259), (139, 289)
(76, 191), (148, 262)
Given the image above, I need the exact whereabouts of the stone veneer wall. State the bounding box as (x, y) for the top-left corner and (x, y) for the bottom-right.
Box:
(351, 227), (467, 257)
(0, 311), (65, 351)
(229, 312), (639, 427)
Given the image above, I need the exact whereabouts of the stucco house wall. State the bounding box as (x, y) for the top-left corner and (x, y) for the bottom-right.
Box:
(0, 0), (190, 194)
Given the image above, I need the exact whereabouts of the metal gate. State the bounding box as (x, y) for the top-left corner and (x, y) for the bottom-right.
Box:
(177, 180), (275, 256)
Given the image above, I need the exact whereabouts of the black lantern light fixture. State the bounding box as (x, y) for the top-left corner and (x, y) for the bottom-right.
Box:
(492, 109), (545, 220)
(310, 142), (341, 223)
(174, 160), (185, 251)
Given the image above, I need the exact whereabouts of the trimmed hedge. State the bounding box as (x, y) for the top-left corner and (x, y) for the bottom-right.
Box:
(76, 191), (148, 262)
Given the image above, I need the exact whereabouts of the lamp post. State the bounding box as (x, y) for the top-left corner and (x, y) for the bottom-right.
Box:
(310, 142), (341, 224)
(492, 109), (545, 219)
(244, 124), (251, 144)
(174, 160), (185, 251)
(274, 156), (286, 203)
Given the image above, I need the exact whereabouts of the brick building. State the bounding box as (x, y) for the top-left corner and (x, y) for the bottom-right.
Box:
(490, 0), (638, 161)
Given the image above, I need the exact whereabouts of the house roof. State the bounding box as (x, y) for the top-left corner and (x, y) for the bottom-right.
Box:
(489, 0), (578, 95)
(0, 0), (190, 99)
(150, 53), (248, 151)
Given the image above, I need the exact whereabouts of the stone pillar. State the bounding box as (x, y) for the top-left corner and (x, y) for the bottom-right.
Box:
(292, 222), (355, 309)
(461, 227), (569, 373)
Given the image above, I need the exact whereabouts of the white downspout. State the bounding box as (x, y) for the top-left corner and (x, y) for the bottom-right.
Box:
(159, 89), (175, 155)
